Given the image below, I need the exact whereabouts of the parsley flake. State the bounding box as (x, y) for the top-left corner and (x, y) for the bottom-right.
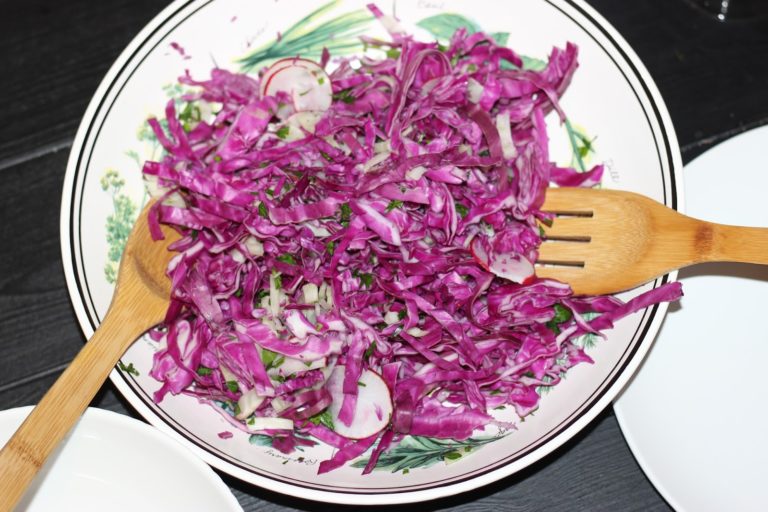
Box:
(385, 199), (403, 213)
(276, 254), (296, 265)
(276, 126), (290, 139)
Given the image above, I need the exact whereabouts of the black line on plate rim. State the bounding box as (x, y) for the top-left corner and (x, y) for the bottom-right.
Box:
(66, 0), (679, 496)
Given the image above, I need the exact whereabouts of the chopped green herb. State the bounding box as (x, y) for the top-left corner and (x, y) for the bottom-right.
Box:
(494, 405), (506, 410)
(118, 361), (139, 377)
(214, 155), (222, 162)
(332, 88), (356, 104)
(272, 270), (282, 290)
(261, 349), (285, 370)
(385, 199), (403, 213)
(403, 468), (410, 475)
(319, 151), (333, 162)
(234, 288), (243, 298)
(256, 289), (270, 301)
(265, 188), (274, 197)
(178, 102), (202, 132)
(276, 126), (290, 139)
(317, 77), (325, 85)
(247, 417), (255, 426)
(276, 254), (297, 265)
(364, 341), (378, 361)
(386, 48), (401, 59)
(397, 309), (407, 321)
(273, 374), (286, 384)
(455, 202), (469, 218)
(233, 402), (242, 416)
(258, 202), (269, 219)
(308, 409), (335, 430)
(325, 241), (336, 255)
(478, 149), (491, 157)
(358, 381), (367, 387)
(489, 389), (502, 396)
(196, 365), (213, 377)
(359, 273), (374, 289)
(340, 203), (352, 227)
(226, 380), (240, 393)
(464, 446), (473, 453)
(545, 304), (572, 333)
(552, 303), (573, 323)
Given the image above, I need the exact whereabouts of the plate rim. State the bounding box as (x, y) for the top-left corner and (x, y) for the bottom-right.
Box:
(59, 0), (684, 504)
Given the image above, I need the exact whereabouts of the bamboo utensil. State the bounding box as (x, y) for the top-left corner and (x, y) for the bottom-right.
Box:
(537, 187), (768, 295)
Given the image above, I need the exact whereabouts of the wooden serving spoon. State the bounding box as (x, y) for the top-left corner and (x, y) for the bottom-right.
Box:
(0, 200), (180, 511)
(536, 187), (768, 295)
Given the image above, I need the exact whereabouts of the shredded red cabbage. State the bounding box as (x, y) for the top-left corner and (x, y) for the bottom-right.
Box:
(142, 15), (682, 474)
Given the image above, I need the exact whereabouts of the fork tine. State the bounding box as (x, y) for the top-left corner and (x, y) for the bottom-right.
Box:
(540, 217), (592, 240)
(537, 239), (592, 263)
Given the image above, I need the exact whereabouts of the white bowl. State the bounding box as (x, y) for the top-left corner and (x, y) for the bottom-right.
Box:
(0, 407), (242, 511)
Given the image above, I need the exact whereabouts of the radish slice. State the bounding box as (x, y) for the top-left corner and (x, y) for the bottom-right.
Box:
(260, 58), (332, 112)
(327, 366), (393, 440)
(259, 57), (325, 96)
(471, 236), (535, 284)
(489, 252), (535, 284)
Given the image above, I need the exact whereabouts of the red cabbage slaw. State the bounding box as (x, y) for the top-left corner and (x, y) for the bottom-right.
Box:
(141, 11), (682, 474)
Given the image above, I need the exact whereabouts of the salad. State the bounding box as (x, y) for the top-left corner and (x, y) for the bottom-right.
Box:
(142, 6), (682, 475)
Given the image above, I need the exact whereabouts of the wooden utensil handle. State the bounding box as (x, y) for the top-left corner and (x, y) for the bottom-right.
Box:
(707, 223), (768, 264)
(0, 308), (146, 511)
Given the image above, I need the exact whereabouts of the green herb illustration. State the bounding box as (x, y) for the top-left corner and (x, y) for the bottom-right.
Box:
(565, 119), (597, 172)
(351, 435), (499, 473)
(100, 169), (138, 283)
(416, 12), (510, 49)
(238, 0), (374, 72)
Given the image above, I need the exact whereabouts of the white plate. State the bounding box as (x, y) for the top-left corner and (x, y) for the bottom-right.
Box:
(60, 0), (682, 504)
(0, 407), (243, 512)
(614, 125), (768, 511)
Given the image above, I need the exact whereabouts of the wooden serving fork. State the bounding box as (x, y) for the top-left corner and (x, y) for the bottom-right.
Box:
(536, 187), (768, 295)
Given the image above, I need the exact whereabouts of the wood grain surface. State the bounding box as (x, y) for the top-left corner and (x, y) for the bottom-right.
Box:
(1, 0), (767, 509)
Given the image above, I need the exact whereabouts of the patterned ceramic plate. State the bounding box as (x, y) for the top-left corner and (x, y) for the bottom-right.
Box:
(60, 0), (682, 504)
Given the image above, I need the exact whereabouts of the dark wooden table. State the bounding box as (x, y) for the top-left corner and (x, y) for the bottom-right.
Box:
(1, 1), (766, 510)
